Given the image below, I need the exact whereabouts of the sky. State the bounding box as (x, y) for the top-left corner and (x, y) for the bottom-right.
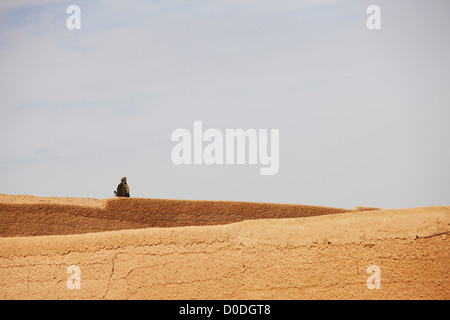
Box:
(0, 0), (449, 209)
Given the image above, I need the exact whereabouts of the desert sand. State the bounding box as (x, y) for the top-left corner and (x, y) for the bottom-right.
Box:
(0, 194), (448, 300)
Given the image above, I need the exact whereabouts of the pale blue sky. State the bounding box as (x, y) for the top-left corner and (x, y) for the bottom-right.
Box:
(1, 0), (449, 208)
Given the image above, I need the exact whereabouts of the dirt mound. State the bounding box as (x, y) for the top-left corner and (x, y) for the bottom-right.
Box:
(0, 194), (448, 300)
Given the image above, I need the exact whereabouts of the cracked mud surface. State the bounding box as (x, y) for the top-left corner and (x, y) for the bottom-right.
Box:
(0, 194), (449, 299)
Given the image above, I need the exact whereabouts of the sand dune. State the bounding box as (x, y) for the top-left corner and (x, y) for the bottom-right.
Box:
(0, 194), (448, 300)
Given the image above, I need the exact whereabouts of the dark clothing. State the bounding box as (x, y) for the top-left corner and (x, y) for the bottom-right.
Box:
(116, 182), (130, 197)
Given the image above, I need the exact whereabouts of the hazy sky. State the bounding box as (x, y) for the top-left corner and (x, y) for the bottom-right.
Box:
(1, 0), (449, 209)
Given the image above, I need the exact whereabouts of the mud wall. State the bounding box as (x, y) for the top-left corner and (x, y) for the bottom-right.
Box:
(0, 197), (352, 237)
(0, 206), (448, 299)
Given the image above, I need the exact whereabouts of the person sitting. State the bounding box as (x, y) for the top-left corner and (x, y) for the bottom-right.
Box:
(115, 177), (130, 197)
